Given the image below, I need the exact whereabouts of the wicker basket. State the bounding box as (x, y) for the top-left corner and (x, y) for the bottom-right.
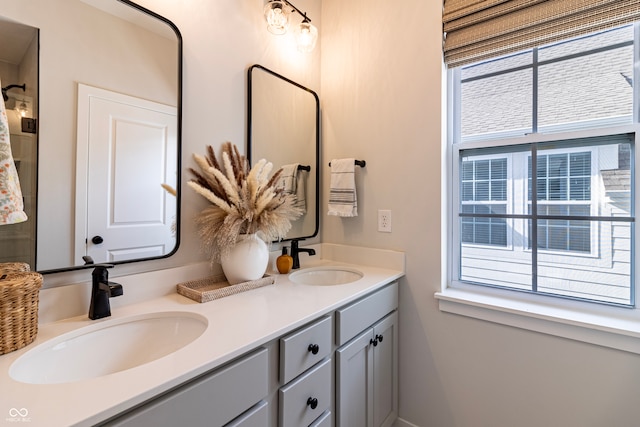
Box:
(0, 272), (43, 355)
(0, 262), (31, 274)
(177, 274), (275, 303)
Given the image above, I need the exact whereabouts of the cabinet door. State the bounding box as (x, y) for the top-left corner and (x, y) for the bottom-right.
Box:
(372, 312), (398, 427)
(336, 328), (374, 427)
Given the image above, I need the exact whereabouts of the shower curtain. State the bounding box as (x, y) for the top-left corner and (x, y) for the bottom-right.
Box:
(0, 78), (28, 224)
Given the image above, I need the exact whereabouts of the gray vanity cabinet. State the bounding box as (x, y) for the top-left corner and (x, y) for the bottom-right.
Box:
(102, 348), (269, 427)
(99, 281), (399, 427)
(335, 283), (399, 427)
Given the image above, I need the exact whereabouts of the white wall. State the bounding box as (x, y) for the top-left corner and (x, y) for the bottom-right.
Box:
(321, 0), (640, 426)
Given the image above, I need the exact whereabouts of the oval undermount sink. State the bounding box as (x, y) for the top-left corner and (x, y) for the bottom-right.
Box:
(289, 266), (364, 286)
(10, 311), (207, 384)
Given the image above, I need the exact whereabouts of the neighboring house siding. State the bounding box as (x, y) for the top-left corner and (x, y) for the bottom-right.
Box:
(461, 26), (634, 138)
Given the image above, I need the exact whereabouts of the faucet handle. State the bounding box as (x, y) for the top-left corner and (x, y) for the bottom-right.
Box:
(107, 281), (124, 297)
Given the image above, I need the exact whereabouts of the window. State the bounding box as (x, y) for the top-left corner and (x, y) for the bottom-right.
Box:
(461, 157), (508, 247)
(528, 152), (592, 253)
(448, 25), (636, 307)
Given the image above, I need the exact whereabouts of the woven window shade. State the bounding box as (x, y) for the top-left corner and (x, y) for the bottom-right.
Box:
(443, 0), (640, 68)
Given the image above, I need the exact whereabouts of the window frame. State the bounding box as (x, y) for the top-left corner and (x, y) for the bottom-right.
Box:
(439, 23), (640, 355)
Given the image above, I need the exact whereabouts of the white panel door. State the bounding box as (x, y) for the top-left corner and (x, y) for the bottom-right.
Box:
(78, 85), (177, 264)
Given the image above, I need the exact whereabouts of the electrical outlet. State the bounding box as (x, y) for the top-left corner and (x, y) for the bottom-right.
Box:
(378, 210), (392, 232)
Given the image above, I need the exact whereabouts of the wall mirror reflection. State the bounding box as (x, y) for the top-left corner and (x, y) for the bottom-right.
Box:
(0, 0), (182, 273)
(0, 17), (38, 268)
(247, 64), (319, 242)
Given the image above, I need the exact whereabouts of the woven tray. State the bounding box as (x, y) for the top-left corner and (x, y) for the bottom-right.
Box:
(177, 274), (275, 303)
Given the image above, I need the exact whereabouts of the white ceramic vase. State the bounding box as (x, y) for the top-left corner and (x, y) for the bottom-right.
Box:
(221, 234), (269, 285)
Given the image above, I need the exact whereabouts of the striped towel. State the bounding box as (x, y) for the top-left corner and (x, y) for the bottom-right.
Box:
(0, 79), (27, 225)
(328, 158), (357, 217)
(279, 163), (306, 213)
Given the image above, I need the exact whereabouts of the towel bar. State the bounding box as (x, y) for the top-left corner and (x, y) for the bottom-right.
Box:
(328, 160), (366, 167)
(297, 165), (311, 171)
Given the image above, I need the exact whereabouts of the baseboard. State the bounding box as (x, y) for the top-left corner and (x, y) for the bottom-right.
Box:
(394, 417), (420, 427)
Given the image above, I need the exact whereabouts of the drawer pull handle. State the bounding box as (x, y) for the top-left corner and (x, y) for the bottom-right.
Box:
(370, 334), (383, 347)
(308, 344), (320, 355)
(307, 397), (318, 410)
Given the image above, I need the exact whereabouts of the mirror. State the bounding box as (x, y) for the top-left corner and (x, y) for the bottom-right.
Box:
(248, 64), (319, 242)
(0, 18), (38, 269)
(0, 0), (181, 273)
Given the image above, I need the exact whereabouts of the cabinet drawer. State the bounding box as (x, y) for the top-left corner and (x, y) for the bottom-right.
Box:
(225, 401), (268, 427)
(310, 410), (332, 427)
(280, 315), (332, 383)
(104, 348), (268, 427)
(279, 358), (332, 427)
(336, 282), (398, 346)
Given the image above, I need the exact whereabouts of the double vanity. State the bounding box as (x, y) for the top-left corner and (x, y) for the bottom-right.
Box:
(0, 244), (404, 427)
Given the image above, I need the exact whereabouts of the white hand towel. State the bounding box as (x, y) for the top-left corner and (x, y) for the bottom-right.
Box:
(328, 158), (357, 217)
(0, 79), (27, 225)
(279, 163), (307, 214)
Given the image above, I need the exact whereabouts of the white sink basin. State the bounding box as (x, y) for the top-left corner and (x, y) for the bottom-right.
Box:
(10, 311), (207, 384)
(289, 266), (363, 286)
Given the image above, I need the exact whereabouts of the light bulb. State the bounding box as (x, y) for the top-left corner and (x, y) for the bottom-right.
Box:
(17, 101), (28, 117)
(295, 20), (318, 53)
(264, 1), (290, 35)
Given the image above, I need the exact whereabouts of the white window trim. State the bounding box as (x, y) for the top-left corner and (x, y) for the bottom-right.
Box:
(441, 76), (640, 353)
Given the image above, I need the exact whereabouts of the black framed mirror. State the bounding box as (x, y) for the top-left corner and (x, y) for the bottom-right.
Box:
(247, 64), (319, 242)
(0, 0), (182, 273)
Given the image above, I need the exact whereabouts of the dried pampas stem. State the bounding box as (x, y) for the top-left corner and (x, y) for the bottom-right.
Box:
(188, 142), (303, 262)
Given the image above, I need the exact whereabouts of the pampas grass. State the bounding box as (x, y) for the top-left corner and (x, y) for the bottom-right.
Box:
(188, 142), (302, 262)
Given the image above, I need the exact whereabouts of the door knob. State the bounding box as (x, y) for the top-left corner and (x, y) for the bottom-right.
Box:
(92, 236), (104, 244)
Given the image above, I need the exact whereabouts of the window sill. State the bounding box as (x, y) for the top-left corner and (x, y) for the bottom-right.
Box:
(435, 287), (640, 354)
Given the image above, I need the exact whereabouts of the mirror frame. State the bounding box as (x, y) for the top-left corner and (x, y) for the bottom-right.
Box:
(247, 64), (320, 242)
(39, 0), (183, 274)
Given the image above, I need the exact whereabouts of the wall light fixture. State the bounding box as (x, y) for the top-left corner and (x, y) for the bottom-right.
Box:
(264, 0), (318, 53)
(17, 101), (28, 117)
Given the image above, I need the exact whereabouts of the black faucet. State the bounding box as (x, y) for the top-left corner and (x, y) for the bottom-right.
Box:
(88, 264), (123, 320)
(290, 239), (316, 270)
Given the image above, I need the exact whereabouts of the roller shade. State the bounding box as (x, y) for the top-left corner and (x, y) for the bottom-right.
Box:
(443, 0), (640, 67)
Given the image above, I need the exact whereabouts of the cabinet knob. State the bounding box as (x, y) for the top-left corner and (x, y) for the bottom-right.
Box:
(308, 343), (319, 355)
(307, 397), (318, 410)
(376, 334), (383, 343)
(370, 338), (378, 347)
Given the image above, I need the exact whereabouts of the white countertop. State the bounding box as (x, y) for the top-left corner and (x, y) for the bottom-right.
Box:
(0, 244), (404, 427)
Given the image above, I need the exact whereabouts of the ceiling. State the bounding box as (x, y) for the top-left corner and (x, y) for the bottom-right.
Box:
(0, 16), (37, 65)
